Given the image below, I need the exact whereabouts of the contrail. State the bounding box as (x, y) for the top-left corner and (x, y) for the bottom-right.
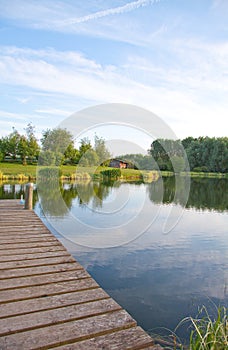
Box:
(61, 0), (161, 25)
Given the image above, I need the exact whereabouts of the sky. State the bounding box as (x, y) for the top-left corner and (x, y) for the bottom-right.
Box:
(0, 0), (227, 151)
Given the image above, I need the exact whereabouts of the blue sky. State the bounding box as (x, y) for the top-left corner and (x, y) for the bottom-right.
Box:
(0, 0), (227, 150)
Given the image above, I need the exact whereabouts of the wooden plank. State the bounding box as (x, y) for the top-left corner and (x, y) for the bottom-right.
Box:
(0, 269), (90, 290)
(0, 279), (99, 303)
(0, 230), (51, 236)
(0, 262), (82, 279)
(0, 255), (75, 270)
(0, 299), (122, 336)
(0, 251), (71, 263)
(0, 310), (136, 350)
(0, 236), (58, 244)
(53, 326), (155, 350)
(0, 288), (109, 318)
(0, 241), (62, 251)
(0, 244), (65, 260)
(0, 222), (46, 227)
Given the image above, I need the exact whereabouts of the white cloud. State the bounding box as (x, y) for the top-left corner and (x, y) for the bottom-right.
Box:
(0, 42), (227, 139)
(57, 0), (160, 26)
(0, 0), (164, 46)
(35, 108), (72, 116)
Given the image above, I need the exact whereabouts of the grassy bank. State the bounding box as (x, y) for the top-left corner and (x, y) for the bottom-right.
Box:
(0, 163), (159, 182)
(0, 163), (227, 181)
(161, 170), (228, 178)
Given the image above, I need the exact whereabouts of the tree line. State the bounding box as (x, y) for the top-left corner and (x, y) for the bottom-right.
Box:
(1, 126), (227, 173)
(119, 136), (228, 173)
(0, 125), (111, 166)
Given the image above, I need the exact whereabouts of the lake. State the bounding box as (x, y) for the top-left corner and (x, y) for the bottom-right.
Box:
(1, 176), (227, 343)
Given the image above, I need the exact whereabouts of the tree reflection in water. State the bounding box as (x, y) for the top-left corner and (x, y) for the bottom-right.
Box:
(0, 177), (227, 214)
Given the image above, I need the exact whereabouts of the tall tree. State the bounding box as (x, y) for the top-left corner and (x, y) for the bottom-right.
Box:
(41, 128), (74, 154)
(25, 123), (40, 160)
(94, 135), (111, 166)
(6, 128), (21, 159)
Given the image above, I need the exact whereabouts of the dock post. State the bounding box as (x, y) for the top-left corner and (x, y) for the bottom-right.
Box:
(24, 182), (33, 210)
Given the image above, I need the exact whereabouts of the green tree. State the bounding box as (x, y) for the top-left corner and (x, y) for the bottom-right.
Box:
(169, 155), (186, 173)
(6, 128), (21, 159)
(79, 137), (92, 154)
(78, 137), (92, 165)
(18, 135), (29, 165)
(25, 123), (40, 161)
(0, 150), (3, 162)
(41, 128), (74, 154)
(0, 137), (9, 159)
(94, 135), (111, 166)
(79, 149), (99, 166)
(38, 150), (56, 166)
(64, 143), (80, 164)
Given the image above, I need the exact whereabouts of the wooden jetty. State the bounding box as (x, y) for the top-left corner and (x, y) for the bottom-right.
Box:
(0, 200), (161, 349)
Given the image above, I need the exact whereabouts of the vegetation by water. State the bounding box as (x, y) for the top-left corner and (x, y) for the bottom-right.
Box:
(119, 136), (228, 173)
(0, 163), (159, 183)
(0, 125), (227, 175)
(151, 306), (228, 349)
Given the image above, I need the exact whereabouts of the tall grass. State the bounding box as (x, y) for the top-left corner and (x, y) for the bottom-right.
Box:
(187, 306), (227, 349)
(149, 306), (227, 349)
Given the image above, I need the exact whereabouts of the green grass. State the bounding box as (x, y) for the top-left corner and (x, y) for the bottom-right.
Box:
(149, 306), (228, 350)
(187, 306), (228, 350)
(160, 171), (227, 178)
(0, 163), (159, 181)
(1, 162), (226, 180)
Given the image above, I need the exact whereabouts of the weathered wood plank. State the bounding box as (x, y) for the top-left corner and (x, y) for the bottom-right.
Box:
(0, 252), (72, 263)
(53, 326), (155, 350)
(0, 227), (50, 238)
(0, 241), (62, 251)
(0, 269), (90, 290)
(0, 310), (136, 350)
(0, 262), (81, 279)
(0, 255), (76, 270)
(0, 236), (58, 244)
(0, 299), (122, 336)
(0, 222), (46, 227)
(0, 288), (109, 318)
(0, 279), (99, 303)
(0, 245), (66, 257)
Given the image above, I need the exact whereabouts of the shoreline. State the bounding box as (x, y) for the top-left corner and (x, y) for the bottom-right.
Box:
(0, 163), (227, 181)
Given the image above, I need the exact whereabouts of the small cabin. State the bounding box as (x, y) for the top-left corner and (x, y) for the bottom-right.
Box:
(109, 159), (129, 169)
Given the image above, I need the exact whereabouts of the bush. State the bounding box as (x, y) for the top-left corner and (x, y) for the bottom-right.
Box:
(101, 168), (121, 179)
(193, 166), (209, 172)
(37, 167), (62, 179)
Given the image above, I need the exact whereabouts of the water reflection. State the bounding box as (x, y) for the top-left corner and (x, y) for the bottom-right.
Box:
(148, 176), (228, 211)
(2, 177), (227, 213)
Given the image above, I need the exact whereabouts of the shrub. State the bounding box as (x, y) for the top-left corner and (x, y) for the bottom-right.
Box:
(37, 167), (62, 180)
(193, 166), (209, 172)
(101, 168), (121, 179)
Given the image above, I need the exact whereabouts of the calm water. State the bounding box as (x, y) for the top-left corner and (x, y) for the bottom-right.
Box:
(1, 177), (227, 341)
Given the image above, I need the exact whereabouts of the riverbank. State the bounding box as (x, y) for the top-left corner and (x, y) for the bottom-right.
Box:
(161, 170), (227, 178)
(0, 163), (227, 181)
(0, 163), (159, 182)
